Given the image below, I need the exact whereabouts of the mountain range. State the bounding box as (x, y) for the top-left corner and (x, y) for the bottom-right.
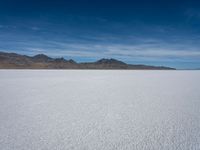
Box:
(0, 51), (175, 70)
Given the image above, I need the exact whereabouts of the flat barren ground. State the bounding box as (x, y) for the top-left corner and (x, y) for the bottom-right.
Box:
(0, 70), (200, 150)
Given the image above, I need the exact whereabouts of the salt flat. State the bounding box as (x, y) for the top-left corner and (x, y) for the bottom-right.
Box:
(0, 70), (200, 150)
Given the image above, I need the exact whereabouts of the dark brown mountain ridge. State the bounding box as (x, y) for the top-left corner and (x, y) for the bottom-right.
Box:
(0, 51), (175, 69)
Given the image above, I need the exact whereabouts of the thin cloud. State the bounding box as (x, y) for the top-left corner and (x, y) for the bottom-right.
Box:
(21, 41), (200, 60)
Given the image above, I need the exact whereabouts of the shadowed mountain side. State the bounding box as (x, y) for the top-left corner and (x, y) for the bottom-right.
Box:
(0, 52), (175, 70)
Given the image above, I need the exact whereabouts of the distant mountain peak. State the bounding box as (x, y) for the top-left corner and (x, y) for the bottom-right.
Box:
(68, 59), (77, 64)
(54, 57), (66, 62)
(33, 54), (50, 59)
(96, 58), (127, 65)
(32, 54), (52, 62)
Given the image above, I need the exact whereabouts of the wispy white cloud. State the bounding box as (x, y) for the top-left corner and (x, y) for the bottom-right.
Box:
(30, 26), (40, 31)
(21, 40), (200, 61)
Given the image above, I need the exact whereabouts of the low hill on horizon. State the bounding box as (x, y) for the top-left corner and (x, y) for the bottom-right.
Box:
(0, 51), (175, 70)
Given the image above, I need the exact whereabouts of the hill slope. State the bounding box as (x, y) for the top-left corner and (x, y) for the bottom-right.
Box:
(0, 52), (175, 70)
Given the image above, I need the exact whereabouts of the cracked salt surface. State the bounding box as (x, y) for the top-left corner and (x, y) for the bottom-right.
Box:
(0, 70), (200, 150)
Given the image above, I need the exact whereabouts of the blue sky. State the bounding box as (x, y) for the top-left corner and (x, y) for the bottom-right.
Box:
(0, 0), (200, 69)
